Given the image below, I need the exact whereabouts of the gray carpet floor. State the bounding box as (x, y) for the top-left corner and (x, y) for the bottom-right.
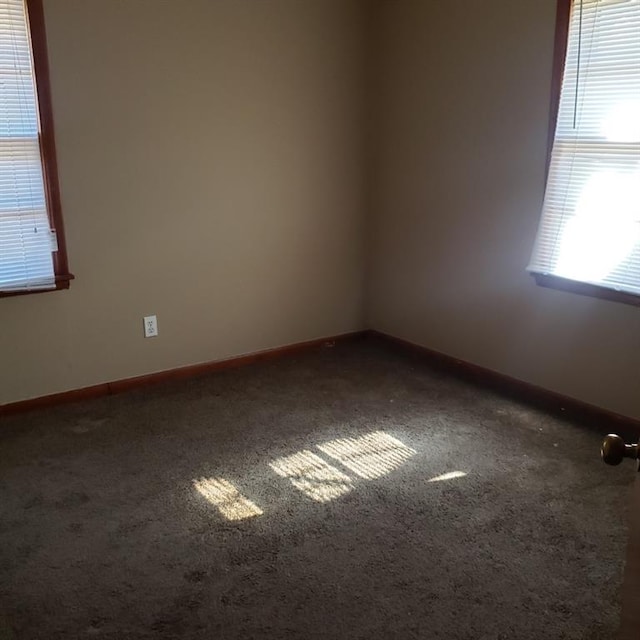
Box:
(0, 338), (633, 639)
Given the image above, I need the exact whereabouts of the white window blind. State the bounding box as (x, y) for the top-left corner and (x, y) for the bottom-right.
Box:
(528, 0), (640, 295)
(0, 0), (54, 292)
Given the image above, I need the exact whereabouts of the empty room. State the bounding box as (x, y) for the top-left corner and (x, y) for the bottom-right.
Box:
(1, 0), (639, 638)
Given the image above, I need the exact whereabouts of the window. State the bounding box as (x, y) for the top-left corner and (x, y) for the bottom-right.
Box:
(528, 0), (640, 304)
(0, 0), (71, 296)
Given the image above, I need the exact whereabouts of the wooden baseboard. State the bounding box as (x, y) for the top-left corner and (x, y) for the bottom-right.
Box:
(368, 330), (640, 439)
(0, 331), (368, 417)
(6, 328), (637, 442)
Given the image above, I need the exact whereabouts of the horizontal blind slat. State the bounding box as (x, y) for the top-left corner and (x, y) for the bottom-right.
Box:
(0, 0), (54, 292)
(528, 0), (640, 295)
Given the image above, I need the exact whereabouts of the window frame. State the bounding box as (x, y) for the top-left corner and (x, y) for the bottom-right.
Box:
(531, 0), (640, 307)
(0, 0), (72, 298)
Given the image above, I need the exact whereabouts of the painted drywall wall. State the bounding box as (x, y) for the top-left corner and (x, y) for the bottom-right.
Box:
(367, 0), (640, 419)
(0, 0), (366, 405)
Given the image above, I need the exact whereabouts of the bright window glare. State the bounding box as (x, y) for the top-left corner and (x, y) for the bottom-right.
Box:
(193, 477), (263, 521)
(270, 450), (354, 503)
(555, 171), (640, 282)
(528, 0), (640, 295)
(601, 100), (640, 143)
(317, 431), (416, 480)
(427, 471), (467, 483)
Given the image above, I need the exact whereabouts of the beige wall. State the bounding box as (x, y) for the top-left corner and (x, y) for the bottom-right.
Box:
(367, 0), (640, 419)
(0, 0), (367, 405)
(4, 0), (639, 420)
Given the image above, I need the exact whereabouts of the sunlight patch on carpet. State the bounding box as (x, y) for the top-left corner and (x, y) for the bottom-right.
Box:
(270, 450), (354, 503)
(427, 471), (467, 483)
(317, 431), (416, 480)
(193, 477), (263, 521)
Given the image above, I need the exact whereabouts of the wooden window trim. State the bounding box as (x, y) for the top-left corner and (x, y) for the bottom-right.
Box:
(545, 0), (572, 181)
(532, 0), (638, 308)
(0, 0), (73, 298)
(533, 273), (640, 307)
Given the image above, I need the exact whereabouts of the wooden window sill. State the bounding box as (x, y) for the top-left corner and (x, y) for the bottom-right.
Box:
(532, 273), (640, 307)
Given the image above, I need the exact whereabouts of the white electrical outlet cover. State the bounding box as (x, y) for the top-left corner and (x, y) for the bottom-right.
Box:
(143, 315), (158, 338)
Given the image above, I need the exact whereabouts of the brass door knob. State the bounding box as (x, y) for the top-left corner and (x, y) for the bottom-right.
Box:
(601, 434), (639, 466)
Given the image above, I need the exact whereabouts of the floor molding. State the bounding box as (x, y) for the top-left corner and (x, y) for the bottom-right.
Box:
(5, 328), (638, 443)
(369, 330), (640, 439)
(0, 331), (367, 417)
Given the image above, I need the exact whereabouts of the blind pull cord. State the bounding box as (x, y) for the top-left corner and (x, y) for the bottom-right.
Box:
(573, 0), (584, 129)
